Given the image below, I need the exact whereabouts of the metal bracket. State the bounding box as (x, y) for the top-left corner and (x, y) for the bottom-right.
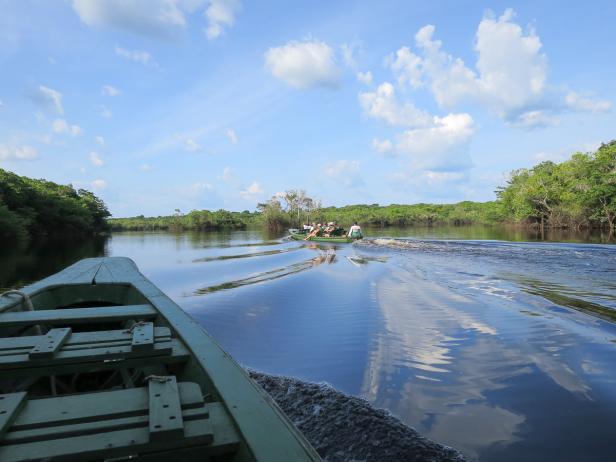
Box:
(148, 375), (185, 441)
(29, 328), (72, 359)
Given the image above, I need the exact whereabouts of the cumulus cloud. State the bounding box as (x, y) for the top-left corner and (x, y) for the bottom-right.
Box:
(239, 181), (264, 200)
(91, 179), (107, 190)
(102, 85), (121, 96)
(72, 0), (242, 40)
(396, 113), (474, 171)
(323, 160), (365, 188)
(115, 46), (155, 66)
(359, 82), (432, 127)
(357, 71), (373, 85)
(0, 144), (38, 161)
(205, 0), (241, 39)
(387, 10), (611, 129)
(96, 136), (105, 145)
(265, 39), (340, 89)
(52, 118), (83, 136)
(226, 128), (238, 144)
(89, 151), (104, 167)
(140, 163), (152, 171)
(36, 85), (64, 114)
(360, 80), (474, 171)
(72, 0), (187, 38)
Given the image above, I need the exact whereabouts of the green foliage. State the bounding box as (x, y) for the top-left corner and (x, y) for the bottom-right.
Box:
(497, 141), (616, 230)
(0, 169), (110, 244)
(108, 209), (254, 231)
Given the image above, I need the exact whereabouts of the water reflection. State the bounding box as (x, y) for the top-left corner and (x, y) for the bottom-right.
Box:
(2, 227), (616, 461)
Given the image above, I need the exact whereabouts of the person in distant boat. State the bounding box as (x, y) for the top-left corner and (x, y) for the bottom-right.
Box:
(323, 222), (336, 237)
(347, 222), (363, 239)
(303, 223), (314, 233)
(304, 223), (322, 240)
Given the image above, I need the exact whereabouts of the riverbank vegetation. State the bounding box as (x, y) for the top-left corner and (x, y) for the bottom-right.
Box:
(497, 140), (616, 231)
(5, 140), (615, 238)
(107, 209), (255, 231)
(0, 169), (110, 245)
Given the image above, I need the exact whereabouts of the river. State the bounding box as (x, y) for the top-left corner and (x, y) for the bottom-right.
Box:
(2, 226), (615, 461)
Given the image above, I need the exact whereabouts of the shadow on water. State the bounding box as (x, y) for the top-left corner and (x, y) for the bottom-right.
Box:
(194, 250), (337, 294)
(192, 245), (304, 263)
(0, 236), (108, 291)
(515, 276), (616, 322)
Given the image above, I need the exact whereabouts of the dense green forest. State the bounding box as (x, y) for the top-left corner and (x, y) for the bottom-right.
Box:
(5, 140), (615, 238)
(0, 169), (110, 244)
(497, 140), (616, 230)
(107, 209), (255, 231)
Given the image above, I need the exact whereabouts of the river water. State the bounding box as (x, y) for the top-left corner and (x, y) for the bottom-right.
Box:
(2, 227), (615, 461)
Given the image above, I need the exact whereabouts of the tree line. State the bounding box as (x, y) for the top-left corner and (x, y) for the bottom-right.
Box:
(0, 168), (110, 244)
(3, 140), (615, 241)
(497, 140), (616, 231)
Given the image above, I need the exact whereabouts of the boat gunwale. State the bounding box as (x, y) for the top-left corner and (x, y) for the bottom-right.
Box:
(0, 257), (321, 461)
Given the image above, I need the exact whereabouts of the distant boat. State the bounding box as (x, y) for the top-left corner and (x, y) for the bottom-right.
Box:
(289, 230), (357, 243)
(0, 257), (320, 462)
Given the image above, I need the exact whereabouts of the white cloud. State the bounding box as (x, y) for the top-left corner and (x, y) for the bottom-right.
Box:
(89, 151), (104, 167)
(91, 179), (107, 190)
(359, 82), (432, 128)
(265, 39), (340, 89)
(72, 0), (187, 38)
(239, 181), (263, 199)
(226, 128), (238, 144)
(52, 118), (83, 136)
(388, 46), (424, 89)
(96, 136), (105, 145)
(115, 46), (155, 66)
(205, 0), (241, 39)
(509, 110), (559, 129)
(102, 85), (121, 96)
(100, 105), (113, 118)
(372, 138), (394, 156)
(185, 138), (202, 152)
(140, 163), (152, 171)
(397, 113), (474, 155)
(323, 160), (365, 188)
(0, 144), (38, 161)
(356, 71), (373, 85)
(37, 85), (64, 114)
(387, 10), (611, 129)
(565, 91), (612, 113)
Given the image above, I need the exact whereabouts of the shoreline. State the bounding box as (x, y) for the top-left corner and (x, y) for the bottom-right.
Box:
(249, 370), (465, 462)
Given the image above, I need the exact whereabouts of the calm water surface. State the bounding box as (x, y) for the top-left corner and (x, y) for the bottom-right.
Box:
(2, 226), (616, 461)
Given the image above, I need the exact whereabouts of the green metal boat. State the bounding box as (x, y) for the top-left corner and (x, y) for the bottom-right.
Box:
(0, 257), (321, 461)
(289, 232), (356, 243)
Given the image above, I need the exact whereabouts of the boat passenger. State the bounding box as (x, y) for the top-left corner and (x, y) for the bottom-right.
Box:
(323, 222), (336, 237)
(304, 224), (321, 240)
(347, 222), (363, 239)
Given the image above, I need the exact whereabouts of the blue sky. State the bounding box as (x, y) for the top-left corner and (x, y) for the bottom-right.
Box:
(1, 1), (614, 217)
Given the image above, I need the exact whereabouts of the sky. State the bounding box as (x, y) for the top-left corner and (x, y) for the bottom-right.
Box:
(1, 0), (615, 217)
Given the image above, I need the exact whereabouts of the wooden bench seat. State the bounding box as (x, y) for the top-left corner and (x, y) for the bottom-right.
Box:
(0, 377), (240, 461)
(0, 324), (189, 378)
(0, 304), (157, 328)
